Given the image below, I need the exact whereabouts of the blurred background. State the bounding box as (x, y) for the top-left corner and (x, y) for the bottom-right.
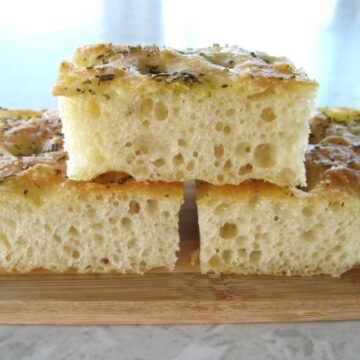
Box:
(0, 0), (359, 109)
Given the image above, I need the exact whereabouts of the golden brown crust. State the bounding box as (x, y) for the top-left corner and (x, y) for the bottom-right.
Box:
(52, 43), (317, 97)
(0, 109), (66, 184)
(198, 107), (360, 200)
(0, 109), (183, 198)
(306, 107), (360, 194)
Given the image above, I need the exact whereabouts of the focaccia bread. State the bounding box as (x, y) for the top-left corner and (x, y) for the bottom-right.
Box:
(0, 108), (182, 273)
(197, 108), (360, 277)
(53, 43), (318, 186)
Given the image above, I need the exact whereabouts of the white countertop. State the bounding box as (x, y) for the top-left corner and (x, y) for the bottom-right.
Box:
(1, 322), (360, 359)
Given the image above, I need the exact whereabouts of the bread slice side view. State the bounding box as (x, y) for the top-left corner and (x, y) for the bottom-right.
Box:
(197, 108), (360, 277)
(0, 109), (183, 273)
(53, 43), (318, 186)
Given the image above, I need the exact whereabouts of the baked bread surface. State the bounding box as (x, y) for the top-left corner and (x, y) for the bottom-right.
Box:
(197, 108), (360, 276)
(0, 109), (183, 273)
(53, 43), (318, 186)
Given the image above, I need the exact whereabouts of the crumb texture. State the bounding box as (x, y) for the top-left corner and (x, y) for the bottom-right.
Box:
(0, 109), (182, 273)
(55, 44), (317, 186)
(0, 188), (181, 273)
(198, 108), (360, 277)
(198, 191), (360, 276)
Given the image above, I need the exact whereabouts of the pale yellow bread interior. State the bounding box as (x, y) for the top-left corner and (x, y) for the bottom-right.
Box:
(0, 109), (183, 273)
(53, 43), (318, 186)
(197, 108), (360, 277)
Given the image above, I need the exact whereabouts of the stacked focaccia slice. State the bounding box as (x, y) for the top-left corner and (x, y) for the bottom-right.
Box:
(53, 43), (317, 186)
(0, 109), (182, 273)
(51, 43), (325, 275)
(197, 108), (360, 277)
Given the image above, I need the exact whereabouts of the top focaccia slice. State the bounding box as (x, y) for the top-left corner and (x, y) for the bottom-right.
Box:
(53, 43), (318, 186)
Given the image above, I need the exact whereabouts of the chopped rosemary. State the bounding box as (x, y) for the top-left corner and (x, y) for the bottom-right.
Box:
(51, 143), (58, 152)
(95, 73), (115, 82)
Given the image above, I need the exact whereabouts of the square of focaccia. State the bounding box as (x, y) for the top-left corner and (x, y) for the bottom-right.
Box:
(0, 109), (182, 273)
(197, 108), (360, 277)
(53, 43), (317, 186)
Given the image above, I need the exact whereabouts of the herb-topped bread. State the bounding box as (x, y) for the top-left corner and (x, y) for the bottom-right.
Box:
(53, 43), (318, 186)
(0, 108), (183, 273)
(197, 108), (360, 277)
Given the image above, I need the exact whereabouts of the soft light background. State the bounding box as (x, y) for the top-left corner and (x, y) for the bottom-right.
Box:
(0, 0), (359, 109)
(1, 1), (360, 359)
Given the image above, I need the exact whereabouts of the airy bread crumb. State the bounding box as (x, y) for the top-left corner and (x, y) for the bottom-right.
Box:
(53, 43), (318, 186)
(197, 108), (360, 277)
(0, 109), (183, 273)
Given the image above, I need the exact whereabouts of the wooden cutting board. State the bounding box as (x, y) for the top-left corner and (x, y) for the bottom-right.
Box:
(1, 183), (360, 324)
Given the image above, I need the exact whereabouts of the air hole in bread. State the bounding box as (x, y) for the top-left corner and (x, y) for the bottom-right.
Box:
(108, 217), (116, 225)
(214, 144), (224, 158)
(94, 234), (104, 246)
(128, 238), (136, 249)
(128, 200), (140, 214)
(260, 107), (276, 122)
(72, 250), (80, 259)
(154, 101), (168, 121)
(209, 254), (221, 269)
(254, 143), (277, 168)
(238, 164), (252, 175)
(214, 203), (230, 215)
(236, 236), (247, 246)
(217, 174), (224, 182)
(68, 226), (79, 237)
(153, 158), (166, 167)
(177, 138), (186, 147)
(215, 122), (223, 132)
(173, 153), (184, 166)
(235, 142), (251, 157)
(146, 199), (158, 214)
(302, 206), (313, 217)
(223, 126), (231, 135)
(139, 98), (153, 116)
(226, 108), (236, 117)
(125, 142), (133, 148)
(219, 222), (238, 239)
(238, 249), (247, 258)
(192, 151), (198, 158)
(186, 161), (195, 171)
(301, 230), (314, 242)
(223, 159), (232, 171)
(121, 217), (132, 230)
(222, 250), (232, 263)
(249, 250), (262, 264)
